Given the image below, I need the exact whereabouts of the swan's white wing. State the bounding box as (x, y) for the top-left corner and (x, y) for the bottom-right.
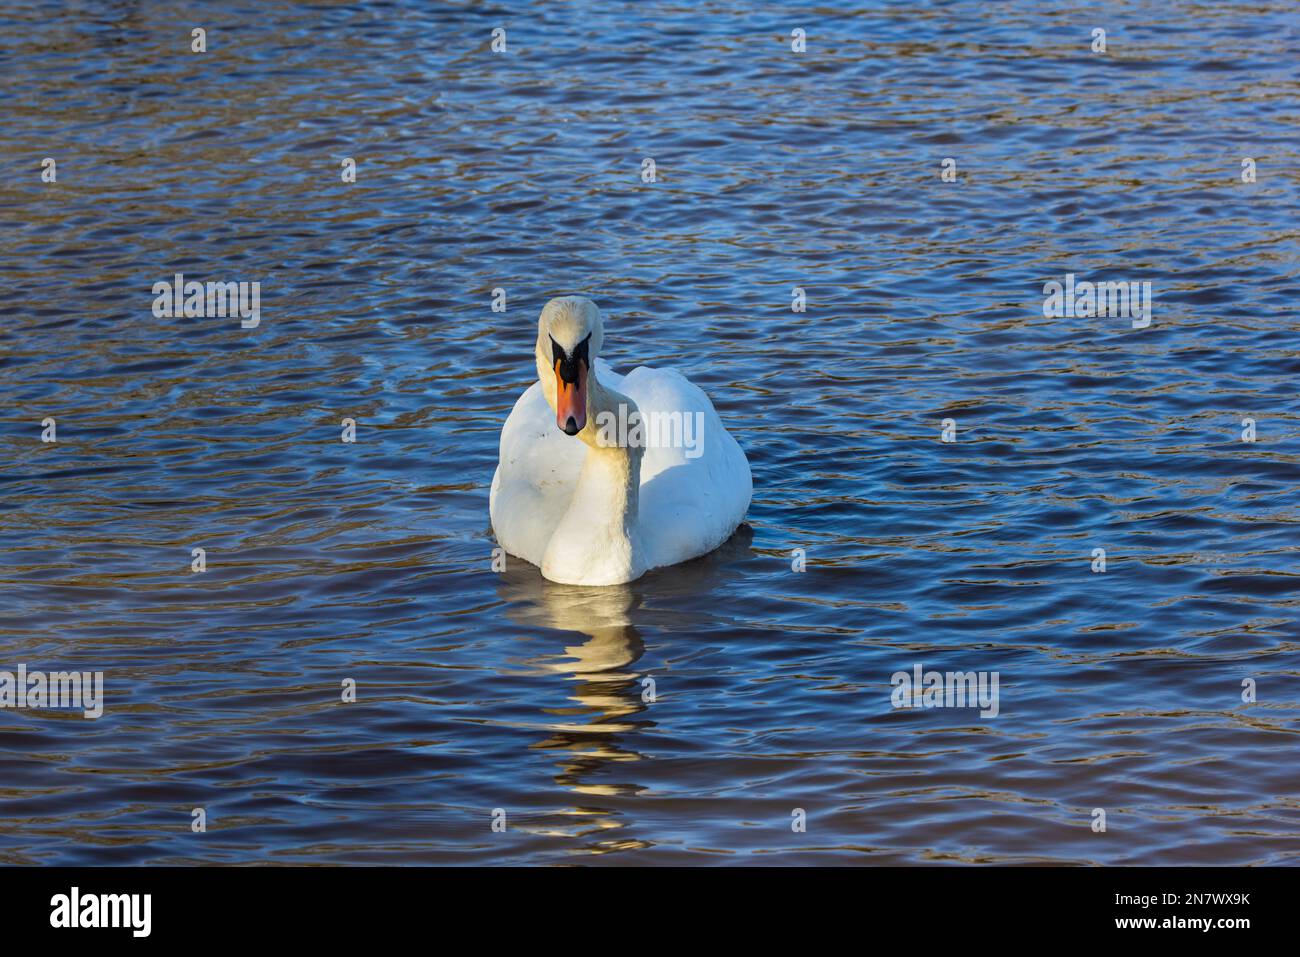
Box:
(619, 366), (752, 571)
(489, 380), (587, 567)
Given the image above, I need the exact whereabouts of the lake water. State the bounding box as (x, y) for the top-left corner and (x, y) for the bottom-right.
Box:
(1, 1), (1298, 865)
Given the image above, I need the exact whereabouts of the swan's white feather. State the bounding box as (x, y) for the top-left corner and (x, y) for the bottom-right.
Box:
(490, 359), (751, 581)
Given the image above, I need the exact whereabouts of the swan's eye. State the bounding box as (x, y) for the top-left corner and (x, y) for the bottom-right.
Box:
(550, 333), (592, 366)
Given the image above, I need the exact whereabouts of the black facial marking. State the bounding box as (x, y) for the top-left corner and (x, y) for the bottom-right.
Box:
(550, 333), (591, 384)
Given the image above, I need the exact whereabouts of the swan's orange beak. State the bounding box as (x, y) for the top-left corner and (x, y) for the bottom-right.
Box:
(555, 359), (587, 435)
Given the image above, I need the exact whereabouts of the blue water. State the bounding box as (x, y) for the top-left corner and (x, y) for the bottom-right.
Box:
(1, 0), (1298, 865)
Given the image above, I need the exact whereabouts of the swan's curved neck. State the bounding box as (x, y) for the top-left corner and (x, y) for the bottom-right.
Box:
(541, 365), (644, 585)
(582, 372), (641, 523)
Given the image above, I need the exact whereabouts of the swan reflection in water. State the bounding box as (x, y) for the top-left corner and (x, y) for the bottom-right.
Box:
(493, 525), (755, 848)
(497, 566), (648, 793)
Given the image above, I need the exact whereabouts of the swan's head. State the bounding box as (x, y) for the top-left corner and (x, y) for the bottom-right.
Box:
(535, 296), (604, 436)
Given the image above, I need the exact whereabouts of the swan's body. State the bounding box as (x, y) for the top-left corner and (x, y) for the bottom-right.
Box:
(490, 297), (751, 586)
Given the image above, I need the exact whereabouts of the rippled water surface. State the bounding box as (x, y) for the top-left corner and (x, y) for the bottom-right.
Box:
(2, 1), (1299, 865)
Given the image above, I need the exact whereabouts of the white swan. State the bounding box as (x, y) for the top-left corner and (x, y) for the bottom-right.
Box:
(490, 296), (752, 586)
